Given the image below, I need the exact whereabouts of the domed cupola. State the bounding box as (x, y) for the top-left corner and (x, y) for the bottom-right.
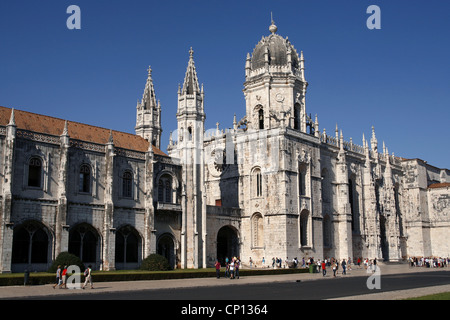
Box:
(243, 18), (309, 133)
(246, 19), (302, 78)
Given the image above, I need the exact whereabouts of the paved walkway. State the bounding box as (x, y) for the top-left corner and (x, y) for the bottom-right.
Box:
(0, 264), (449, 299)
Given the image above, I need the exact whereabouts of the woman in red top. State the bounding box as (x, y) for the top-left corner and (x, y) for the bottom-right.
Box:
(60, 265), (68, 289)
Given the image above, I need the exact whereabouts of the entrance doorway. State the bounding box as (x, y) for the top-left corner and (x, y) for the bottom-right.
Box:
(157, 234), (176, 269)
(216, 226), (239, 265)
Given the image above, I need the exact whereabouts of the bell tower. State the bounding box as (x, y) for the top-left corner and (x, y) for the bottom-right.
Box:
(243, 19), (309, 132)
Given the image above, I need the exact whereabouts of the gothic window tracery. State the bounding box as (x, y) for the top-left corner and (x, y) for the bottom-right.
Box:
(158, 174), (173, 203)
(12, 221), (49, 264)
(79, 164), (91, 193)
(115, 225), (139, 264)
(122, 171), (133, 198)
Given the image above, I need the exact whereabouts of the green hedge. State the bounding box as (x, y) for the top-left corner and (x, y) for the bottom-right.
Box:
(0, 267), (308, 286)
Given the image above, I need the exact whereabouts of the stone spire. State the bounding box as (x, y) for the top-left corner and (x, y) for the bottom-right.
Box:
(142, 66), (158, 109)
(7, 108), (16, 138)
(181, 47), (201, 95)
(371, 125), (378, 152)
(135, 66), (162, 148)
(8, 108), (15, 126)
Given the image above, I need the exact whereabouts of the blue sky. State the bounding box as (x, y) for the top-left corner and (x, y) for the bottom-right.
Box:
(1, 0), (449, 169)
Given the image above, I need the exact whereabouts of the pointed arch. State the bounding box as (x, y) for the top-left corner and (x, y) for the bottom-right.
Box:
(12, 220), (51, 267)
(68, 223), (100, 268)
(251, 167), (263, 198)
(157, 233), (177, 269)
(115, 225), (141, 269)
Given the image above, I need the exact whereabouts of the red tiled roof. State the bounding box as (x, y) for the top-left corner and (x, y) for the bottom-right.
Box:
(0, 106), (167, 157)
(428, 183), (450, 189)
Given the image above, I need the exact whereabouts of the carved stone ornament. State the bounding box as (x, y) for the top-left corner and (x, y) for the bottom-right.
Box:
(275, 93), (284, 102)
(208, 149), (227, 177)
(298, 148), (310, 164)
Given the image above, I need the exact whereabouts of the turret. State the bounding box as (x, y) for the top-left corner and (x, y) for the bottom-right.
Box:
(135, 66), (162, 148)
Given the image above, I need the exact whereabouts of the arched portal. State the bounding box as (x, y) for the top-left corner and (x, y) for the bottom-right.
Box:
(11, 220), (52, 272)
(157, 233), (176, 269)
(216, 226), (239, 265)
(115, 225), (141, 270)
(68, 223), (100, 269)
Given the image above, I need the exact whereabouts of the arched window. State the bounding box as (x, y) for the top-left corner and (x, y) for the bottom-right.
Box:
(122, 171), (133, 198)
(252, 168), (262, 198)
(115, 225), (139, 265)
(68, 224), (98, 263)
(300, 210), (309, 247)
(79, 164), (91, 193)
(158, 174), (173, 203)
(252, 213), (264, 248)
(28, 157), (42, 187)
(258, 109), (264, 129)
(12, 221), (49, 264)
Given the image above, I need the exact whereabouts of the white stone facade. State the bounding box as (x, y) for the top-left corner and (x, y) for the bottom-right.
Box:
(0, 21), (448, 273)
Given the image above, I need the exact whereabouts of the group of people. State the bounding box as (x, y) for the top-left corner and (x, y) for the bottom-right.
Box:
(215, 257), (241, 279)
(408, 256), (449, 268)
(52, 264), (93, 289)
(248, 256), (300, 269)
(245, 255), (384, 277)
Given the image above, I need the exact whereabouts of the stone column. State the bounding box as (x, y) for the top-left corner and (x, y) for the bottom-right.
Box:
(335, 132), (353, 261)
(102, 132), (115, 270)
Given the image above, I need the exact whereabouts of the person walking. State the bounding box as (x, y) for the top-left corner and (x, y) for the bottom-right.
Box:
(332, 262), (337, 277)
(60, 265), (68, 289)
(215, 260), (221, 279)
(53, 265), (62, 289)
(321, 261), (326, 277)
(82, 265), (93, 289)
(235, 258), (240, 279)
(342, 259), (347, 275)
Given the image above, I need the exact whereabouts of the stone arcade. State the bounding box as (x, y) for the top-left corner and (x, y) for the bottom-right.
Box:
(0, 21), (449, 272)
